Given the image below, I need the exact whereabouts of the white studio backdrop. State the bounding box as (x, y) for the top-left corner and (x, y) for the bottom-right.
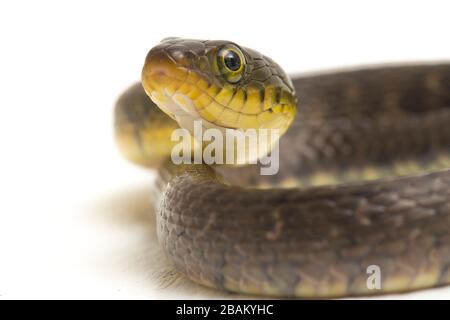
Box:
(0, 0), (450, 299)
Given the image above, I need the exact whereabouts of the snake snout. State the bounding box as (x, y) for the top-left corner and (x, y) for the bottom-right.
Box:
(142, 43), (199, 94)
(141, 44), (200, 121)
(142, 47), (176, 91)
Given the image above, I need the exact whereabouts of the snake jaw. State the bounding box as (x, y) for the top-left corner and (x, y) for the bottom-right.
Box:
(141, 38), (297, 163)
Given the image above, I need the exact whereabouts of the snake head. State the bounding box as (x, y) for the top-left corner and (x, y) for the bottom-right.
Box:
(142, 38), (297, 162)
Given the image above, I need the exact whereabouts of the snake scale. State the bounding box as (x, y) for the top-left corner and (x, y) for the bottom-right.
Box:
(115, 38), (450, 298)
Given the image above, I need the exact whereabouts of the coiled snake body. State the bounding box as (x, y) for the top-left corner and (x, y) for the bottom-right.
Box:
(115, 38), (450, 297)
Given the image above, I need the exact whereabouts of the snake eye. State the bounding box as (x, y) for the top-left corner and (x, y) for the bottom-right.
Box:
(217, 45), (245, 83)
(224, 50), (241, 71)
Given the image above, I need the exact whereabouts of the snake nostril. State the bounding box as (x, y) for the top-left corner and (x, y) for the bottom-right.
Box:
(143, 48), (177, 76)
(165, 45), (196, 67)
(146, 47), (169, 64)
(169, 49), (185, 62)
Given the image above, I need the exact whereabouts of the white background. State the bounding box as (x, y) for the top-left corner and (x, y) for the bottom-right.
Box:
(1, 0), (450, 299)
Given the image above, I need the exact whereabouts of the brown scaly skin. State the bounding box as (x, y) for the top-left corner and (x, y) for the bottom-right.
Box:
(156, 164), (450, 297)
(115, 38), (450, 298)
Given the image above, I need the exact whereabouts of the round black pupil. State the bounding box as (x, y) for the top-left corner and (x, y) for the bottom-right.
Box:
(224, 51), (241, 71)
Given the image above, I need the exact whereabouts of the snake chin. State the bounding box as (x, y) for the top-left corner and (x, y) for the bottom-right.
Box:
(150, 90), (198, 120)
(148, 88), (213, 132)
(148, 89), (279, 165)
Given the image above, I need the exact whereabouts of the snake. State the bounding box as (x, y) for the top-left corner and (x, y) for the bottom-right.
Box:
(114, 38), (450, 298)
